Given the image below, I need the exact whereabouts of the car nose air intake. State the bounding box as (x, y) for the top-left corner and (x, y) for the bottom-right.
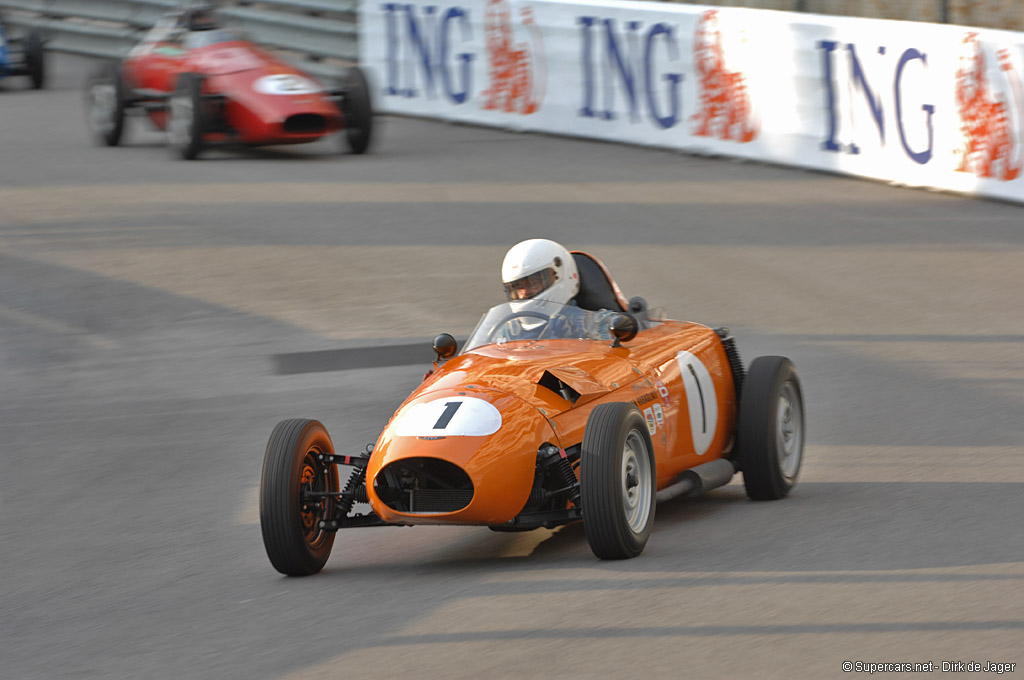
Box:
(373, 457), (475, 514)
(283, 113), (326, 134)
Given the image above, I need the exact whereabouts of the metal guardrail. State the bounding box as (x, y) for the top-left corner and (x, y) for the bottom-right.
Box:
(0, 0), (358, 75)
(3, 0), (1016, 74)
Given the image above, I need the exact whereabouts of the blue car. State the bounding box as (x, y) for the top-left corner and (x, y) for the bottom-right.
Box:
(0, 16), (45, 89)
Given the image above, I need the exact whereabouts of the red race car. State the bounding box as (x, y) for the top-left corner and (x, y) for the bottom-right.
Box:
(84, 3), (372, 159)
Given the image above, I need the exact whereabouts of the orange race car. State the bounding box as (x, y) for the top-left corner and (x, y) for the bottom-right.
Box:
(259, 249), (804, 576)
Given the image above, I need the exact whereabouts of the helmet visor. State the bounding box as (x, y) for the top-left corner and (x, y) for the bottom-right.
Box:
(504, 268), (557, 301)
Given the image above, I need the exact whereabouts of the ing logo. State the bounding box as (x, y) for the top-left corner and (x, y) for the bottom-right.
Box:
(481, 0), (546, 115)
(691, 10), (758, 142)
(955, 33), (1024, 181)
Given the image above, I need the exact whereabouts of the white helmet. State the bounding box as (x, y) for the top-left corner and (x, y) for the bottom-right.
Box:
(501, 239), (580, 324)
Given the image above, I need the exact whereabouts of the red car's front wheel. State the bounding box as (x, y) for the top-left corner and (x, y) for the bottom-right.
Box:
(167, 73), (207, 160)
(85, 61), (125, 147)
(340, 66), (373, 155)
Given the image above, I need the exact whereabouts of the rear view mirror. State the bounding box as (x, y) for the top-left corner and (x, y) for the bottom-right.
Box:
(433, 333), (458, 360)
(609, 314), (638, 347)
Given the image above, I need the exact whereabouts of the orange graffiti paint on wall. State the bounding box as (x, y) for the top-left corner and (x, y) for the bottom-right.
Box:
(955, 33), (1023, 181)
(691, 10), (758, 143)
(481, 0), (545, 115)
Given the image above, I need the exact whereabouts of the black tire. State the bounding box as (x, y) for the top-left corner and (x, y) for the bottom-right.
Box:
(85, 61), (125, 147)
(25, 29), (45, 90)
(737, 356), (804, 500)
(340, 66), (373, 154)
(580, 403), (656, 559)
(167, 72), (206, 160)
(259, 418), (340, 576)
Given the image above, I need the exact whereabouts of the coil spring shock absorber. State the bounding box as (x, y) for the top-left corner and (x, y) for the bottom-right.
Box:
(558, 453), (580, 506)
(540, 445), (580, 506)
(337, 466), (368, 517)
(715, 327), (745, 402)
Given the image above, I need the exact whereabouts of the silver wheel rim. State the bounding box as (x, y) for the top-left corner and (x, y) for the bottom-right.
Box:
(621, 429), (652, 533)
(89, 82), (116, 134)
(167, 93), (192, 148)
(776, 381), (803, 480)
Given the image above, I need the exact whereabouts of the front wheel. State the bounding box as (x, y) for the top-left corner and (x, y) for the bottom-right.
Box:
(580, 403), (656, 559)
(25, 29), (45, 90)
(167, 72), (206, 160)
(339, 66), (373, 154)
(737, 356), (804, 500)
(85, 61), (125, 146)
(260, 419), (340, 576)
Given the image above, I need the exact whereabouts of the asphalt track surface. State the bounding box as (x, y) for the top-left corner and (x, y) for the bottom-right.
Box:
(2, 55), (1023, 680)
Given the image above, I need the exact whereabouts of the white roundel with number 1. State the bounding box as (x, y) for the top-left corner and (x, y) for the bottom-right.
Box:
(253, 74), (323, 95)
(675, 351), (718, 455)
(394, 396), (502, 437)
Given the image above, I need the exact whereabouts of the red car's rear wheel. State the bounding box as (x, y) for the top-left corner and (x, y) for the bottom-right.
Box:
(25, 29), (45, 90)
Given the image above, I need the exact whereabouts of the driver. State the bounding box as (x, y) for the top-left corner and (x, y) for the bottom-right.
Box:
(502, 238), (580, 308)
(500, 238), (618, 339)
(177, 2), (221, 31)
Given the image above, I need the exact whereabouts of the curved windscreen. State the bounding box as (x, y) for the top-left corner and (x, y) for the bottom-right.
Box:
(183, 28), (248, 49)
(464, 300), (620, 352)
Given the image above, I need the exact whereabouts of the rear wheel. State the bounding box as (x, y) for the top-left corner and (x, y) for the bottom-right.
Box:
(580, 403), (656, 559)
(737, 356), (804, 500)
(340, 66), (373, 154)
(25, 29), (45, 89)
(85, 61), (125, 146)
(260, 419), (340, 576)
(167, 73), (206, 160)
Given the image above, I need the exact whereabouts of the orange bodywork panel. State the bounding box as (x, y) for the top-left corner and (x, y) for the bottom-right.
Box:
(367, 386), (557, 525)
(366, 320), (737, 526)
(549, 322), (737, 490)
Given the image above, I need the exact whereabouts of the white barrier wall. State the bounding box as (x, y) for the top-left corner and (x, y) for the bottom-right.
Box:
(360, 0), (1024, 204)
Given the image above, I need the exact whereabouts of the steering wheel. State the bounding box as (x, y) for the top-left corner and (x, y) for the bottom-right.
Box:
(495, 310), (552, 327)
(493, 310), (552, 341)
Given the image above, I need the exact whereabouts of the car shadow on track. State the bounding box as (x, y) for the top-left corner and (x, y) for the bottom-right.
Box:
(96, 140), (351, 161)
(309, 479), (1024, 577)
(641, 480), (1024, 573)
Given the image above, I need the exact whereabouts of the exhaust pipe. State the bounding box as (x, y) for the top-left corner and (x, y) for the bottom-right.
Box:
(656, 458), (736, 503)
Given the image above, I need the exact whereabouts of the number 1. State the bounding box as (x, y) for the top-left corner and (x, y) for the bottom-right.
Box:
(687, 363), (706, 433)
(432, 401), (462, 430)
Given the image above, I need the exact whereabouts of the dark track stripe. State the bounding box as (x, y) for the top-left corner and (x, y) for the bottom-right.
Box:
(273, 342), (445, 375)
